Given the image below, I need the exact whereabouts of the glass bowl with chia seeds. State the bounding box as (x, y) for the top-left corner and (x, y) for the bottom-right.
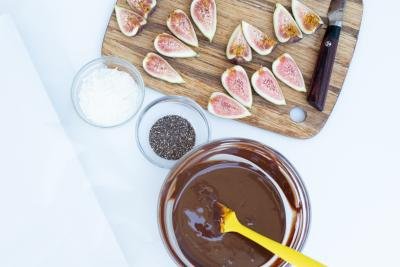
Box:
(136, 96), (210, 169)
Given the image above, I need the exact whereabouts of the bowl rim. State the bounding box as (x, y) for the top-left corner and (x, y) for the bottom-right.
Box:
(135, 95), (211, 169)
(71, 56), (145, 128)
(157, 137), (311, 267)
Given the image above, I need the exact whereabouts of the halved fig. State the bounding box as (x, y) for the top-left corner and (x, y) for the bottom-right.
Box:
(272, 53), (306, 92)
(251, 67), (286, 105)
(221, 65), (252, 108)
(127, 0), (157, 19)
(226, 25), (252, 63)
(273, 3), (303, 43)
(115, 5), (146, 37)
(154, 33), (198, 58)
(143, 52), (185, 84)
(208, 92), (251, 119)
(242, 21), (277, 56)
(292, 0), (323, 34)
(190, 0), (217, 42)
(167, 9), (199, 47)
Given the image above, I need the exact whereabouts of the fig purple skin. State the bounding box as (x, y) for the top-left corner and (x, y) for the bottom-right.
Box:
(143, 52), (185, 84)
(292, 0), (323, 35)
(208, 92), (251, 119)
(221, 65), (252, 108)
(115, 5), (146, 37)
(273, 3), (303, 43)
(191, 0), (217, 42)
(127, 0), (157, 19)
(251, 67), (286, 106)
(272, 53), (306, 92)
(154, 33), (198, 58)
(226, 25), (252, 63)
(167, 9), (199, 47)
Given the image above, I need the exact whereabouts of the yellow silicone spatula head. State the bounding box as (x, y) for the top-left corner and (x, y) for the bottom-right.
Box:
(216, 202), (327, 267)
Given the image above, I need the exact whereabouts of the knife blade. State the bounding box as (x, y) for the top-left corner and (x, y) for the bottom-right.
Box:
(307, 0), (346, 111)
(328, 0), (346, 26)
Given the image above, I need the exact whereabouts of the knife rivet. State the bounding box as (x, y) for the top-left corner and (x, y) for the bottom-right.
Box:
(325, 40), (332, 47)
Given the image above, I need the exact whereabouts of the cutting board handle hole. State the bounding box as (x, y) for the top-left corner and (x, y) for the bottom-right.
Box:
(290, 107), (307, 123)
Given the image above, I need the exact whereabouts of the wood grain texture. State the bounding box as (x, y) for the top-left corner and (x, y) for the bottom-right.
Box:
(102, 0), (363, 139)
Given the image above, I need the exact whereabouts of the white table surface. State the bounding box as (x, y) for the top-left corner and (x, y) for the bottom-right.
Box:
(1, 0), (399, 266)
(0, 15), (129, 267)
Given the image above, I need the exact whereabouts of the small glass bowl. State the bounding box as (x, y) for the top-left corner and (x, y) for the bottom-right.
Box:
(136, 96), (210, 169)
(71, 56), (145, 128)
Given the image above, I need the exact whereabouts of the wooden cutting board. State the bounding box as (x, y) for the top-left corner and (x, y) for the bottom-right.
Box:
(102, 0), (363, 139)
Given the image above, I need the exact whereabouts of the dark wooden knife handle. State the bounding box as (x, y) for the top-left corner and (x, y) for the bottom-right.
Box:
(307, 25), (342, 111)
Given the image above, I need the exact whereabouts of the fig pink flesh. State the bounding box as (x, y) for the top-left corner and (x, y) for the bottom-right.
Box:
(155, 33), (196, 57)
(191, 0), (217, 40)
(274, 4), (302, 42)
(253, 68), (285, 103)
(292, 0), (322, 34)
(143, 53), (183, 83)
(242, 21), (276, 55)
(157, 35), (182, 53)
(168, 10), (198, 46)
(115, 6), (146, 36)
(223, 67), (252, 106)
(209, 93), (249, 118)
(227, 25), (252, 62)
(275, 54), (305, 90)
(127, 0), (156, 18)
(278, 11), (294, 39)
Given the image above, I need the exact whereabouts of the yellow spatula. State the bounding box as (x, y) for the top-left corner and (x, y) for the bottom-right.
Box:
(217, 202), (327, 267)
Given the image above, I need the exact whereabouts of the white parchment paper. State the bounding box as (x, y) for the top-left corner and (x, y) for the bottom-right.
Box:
(0, 15), (129, 267)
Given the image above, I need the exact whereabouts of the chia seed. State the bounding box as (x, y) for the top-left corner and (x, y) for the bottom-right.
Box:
(149, 115), (196, 160)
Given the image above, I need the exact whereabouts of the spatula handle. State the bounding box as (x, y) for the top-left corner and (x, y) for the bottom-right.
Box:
(235, 223), (326, 267)
(307, 25), (342, 111)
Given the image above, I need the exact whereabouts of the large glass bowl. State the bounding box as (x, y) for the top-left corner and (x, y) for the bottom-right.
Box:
(71, 56), (145, 128)
(158, 138), (311, 267)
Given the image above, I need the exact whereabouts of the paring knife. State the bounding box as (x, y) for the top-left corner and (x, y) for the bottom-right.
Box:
(307, 0), (346, 111)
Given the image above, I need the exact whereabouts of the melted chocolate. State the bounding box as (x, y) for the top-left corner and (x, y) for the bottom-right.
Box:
(172, 161), (286, 267)
(159, 139), (310, 267)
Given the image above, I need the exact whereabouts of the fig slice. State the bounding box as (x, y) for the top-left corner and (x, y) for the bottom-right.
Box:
(242, 21), (277, 56)
(226, 25), (252, 63)
(167, 9), (199, 47)
(154, 33), (198, 58)
(127, 0), (157, 19)
(221, 65), (252, 108)
(143, 52), (185, 84)
(190, 0), (217, 42)
(115, 5), (146, 37)
(292, 0), (323, 34)
(272, 53), (306, 92)
(273, 3), (303, 43)
(251, 67), (286, 106)
(208, 92), (251, 119)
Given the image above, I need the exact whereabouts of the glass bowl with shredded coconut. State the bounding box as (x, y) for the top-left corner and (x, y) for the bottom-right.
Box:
(72, 56), (145, 127)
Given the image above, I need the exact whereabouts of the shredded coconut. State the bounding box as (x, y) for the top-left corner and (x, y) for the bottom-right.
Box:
(78, 67), (140, 126)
